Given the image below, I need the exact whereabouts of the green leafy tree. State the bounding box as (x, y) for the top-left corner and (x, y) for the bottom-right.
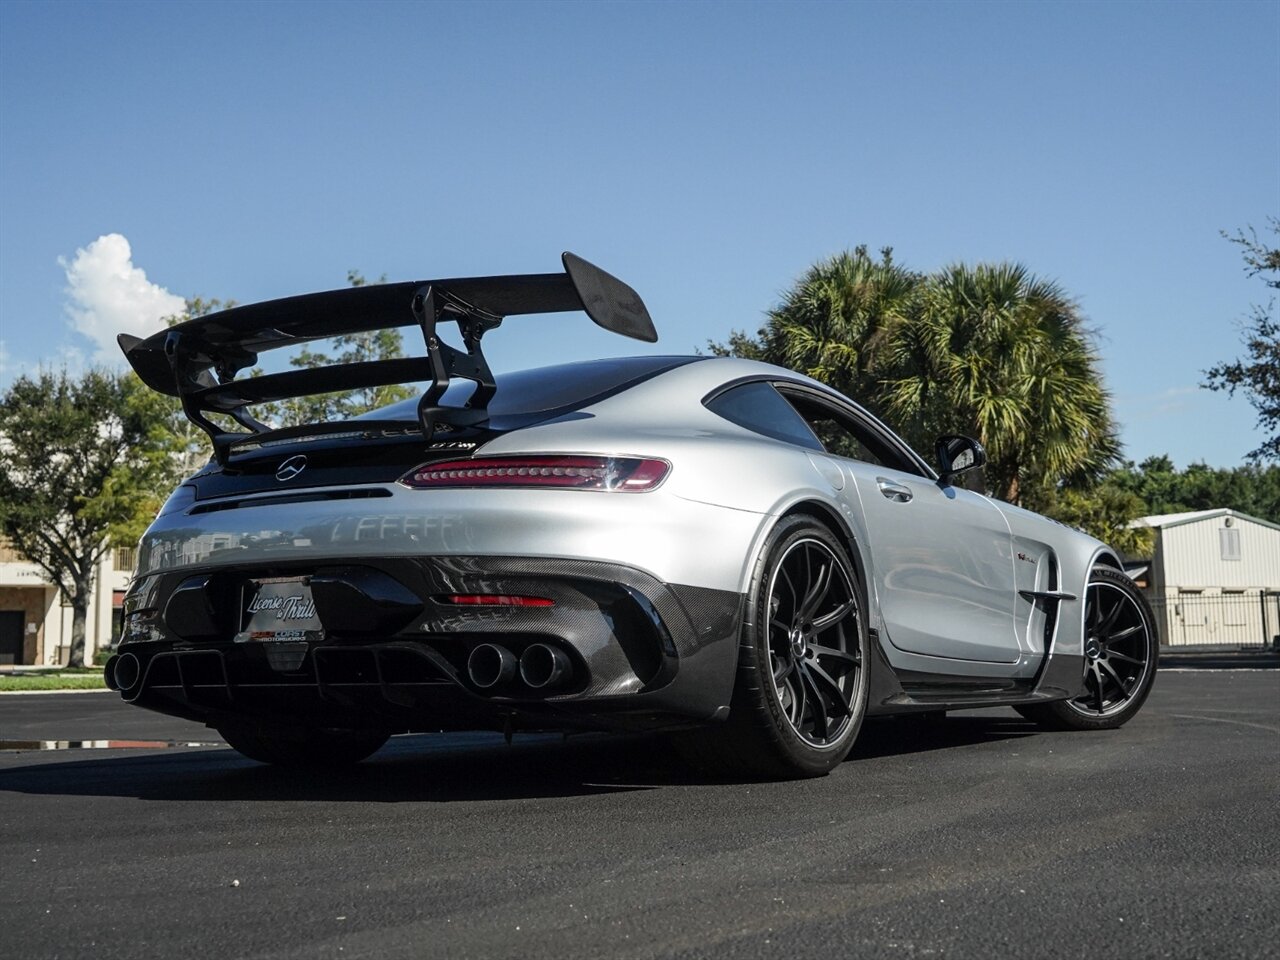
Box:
(1109, 455), (1280, 521)
(1030, 482), (1155, 558)
(276, 271), (414, 426)
(0, 370), (173, 666)
(1204, 218), (1280, 461)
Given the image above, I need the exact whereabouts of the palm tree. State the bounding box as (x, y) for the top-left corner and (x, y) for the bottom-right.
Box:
(760, 246), (921, 412)
(879, 262), (1119, 504)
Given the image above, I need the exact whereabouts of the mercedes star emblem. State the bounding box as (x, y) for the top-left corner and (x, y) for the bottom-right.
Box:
(275, 455), (308, 482)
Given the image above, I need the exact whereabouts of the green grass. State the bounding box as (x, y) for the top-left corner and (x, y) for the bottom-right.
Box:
(0, 674), (108, 692)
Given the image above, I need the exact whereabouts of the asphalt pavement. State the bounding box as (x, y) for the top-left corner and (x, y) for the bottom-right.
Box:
(1, 670), (1277, 960)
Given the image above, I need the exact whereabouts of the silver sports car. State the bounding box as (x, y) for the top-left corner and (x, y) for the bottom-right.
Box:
(107, 253), (1158, 778)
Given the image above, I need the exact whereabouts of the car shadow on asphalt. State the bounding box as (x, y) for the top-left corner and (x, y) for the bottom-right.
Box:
(0, 715), (1037, 803)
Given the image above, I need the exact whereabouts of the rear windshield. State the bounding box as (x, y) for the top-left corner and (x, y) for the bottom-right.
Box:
(359, 356), (701, 425)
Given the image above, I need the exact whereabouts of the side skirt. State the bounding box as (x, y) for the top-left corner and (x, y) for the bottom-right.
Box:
(863, 629), (1068, 716)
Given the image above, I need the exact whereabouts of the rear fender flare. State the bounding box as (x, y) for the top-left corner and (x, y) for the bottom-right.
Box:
(727, 498), (874, 678)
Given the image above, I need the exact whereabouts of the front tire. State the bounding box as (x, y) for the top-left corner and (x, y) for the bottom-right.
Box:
(217, 722), (390, 767)
(1017, 566), (1158, 731)
(675, 515), (869, 779)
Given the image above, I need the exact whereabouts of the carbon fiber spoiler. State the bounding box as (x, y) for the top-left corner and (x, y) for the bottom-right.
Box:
(118, 252), (657, 463)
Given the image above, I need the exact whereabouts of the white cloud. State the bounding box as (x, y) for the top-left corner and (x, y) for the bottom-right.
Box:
(60, 234), (186, 363)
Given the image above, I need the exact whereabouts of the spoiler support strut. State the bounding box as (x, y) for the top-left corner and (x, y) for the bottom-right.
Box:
(412, 284), (502, 443)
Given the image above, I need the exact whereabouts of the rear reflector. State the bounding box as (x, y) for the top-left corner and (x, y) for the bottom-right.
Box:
(400, 455), (669, 492)
(440, 594), (555, 607)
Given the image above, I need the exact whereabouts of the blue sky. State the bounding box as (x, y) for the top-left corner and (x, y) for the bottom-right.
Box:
(0, 0), (1276, 468)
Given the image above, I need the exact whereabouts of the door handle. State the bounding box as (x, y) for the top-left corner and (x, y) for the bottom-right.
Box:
(876, 478), (913, 502)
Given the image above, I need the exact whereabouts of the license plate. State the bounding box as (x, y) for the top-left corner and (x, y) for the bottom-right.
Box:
(236, 577), (325, 643)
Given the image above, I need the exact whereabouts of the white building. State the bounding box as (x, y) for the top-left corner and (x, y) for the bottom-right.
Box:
(1134, 509), (1280, 649)
(0, 539), (134, 666)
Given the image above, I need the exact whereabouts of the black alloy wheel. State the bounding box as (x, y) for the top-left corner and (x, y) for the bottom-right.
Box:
(672, 515), (869, 778)
(765, 536), (863, 747)
(1017, 566), (1158, 731)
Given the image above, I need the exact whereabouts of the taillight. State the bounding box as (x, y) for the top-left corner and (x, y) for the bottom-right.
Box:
(439, 594), (554, 607)
(399, 455), (670, 492)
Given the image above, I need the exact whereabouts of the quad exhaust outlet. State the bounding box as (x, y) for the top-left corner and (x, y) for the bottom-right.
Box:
(464, 642), (573, 692)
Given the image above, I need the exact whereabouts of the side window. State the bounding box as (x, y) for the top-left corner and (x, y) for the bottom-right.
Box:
(705, 382), (823, 450)
(801, 409), (885, 466)
(781, 391), (924, 475)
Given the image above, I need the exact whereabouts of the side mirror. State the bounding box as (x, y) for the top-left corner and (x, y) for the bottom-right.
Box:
(935, 434), (987, 485)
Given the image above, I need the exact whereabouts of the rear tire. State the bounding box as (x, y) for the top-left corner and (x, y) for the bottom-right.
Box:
(217, 722), (389, 767)
(1016, 566), (1158, 731)
(674, 516), (869, 779)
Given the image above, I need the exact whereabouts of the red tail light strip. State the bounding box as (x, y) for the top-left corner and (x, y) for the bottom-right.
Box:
(440, 595), (555, 607)
(400, 456), (670, 492)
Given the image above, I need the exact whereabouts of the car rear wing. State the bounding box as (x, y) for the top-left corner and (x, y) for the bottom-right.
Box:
(118, 252), (658, 464)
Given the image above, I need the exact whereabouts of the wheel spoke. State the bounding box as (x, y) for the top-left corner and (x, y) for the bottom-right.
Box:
(799, 664), (829, 739)
(1096, 593), (1124, 634)
(807, 660), (851, 716)
(1107, 623), (1143, 643)
(1087, 595), (1102, 630)
(1099, 660), (1132, 696)
(812, 599), (856, 632)
(789, 671), (806, 726)
(809, 643), (859, 669)
(798, 557), (833, 621)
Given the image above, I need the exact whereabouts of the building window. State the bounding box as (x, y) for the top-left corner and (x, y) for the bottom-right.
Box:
(1223, 589), (1248, 627)
(113, 546), (137, 572)
(1219, 527), (1241, 561)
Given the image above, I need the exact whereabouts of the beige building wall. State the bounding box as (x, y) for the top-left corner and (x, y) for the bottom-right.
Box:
(0, 541), (134, 665)
(1158, 515), (1280, 590)
(1142, 512), (1280, 648)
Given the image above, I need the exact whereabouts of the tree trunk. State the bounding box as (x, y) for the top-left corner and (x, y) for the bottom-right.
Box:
(66, 564), (96, 669)
(1004, 473), (1021, 506)
(67, 597), (88, 669)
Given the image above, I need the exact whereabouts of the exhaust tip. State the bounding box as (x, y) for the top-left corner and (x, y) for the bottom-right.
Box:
(519, 643), (572, 690)
(112, 652), (141, 693)
(103, 655), (120, 691)
(467, 643), (517, 690)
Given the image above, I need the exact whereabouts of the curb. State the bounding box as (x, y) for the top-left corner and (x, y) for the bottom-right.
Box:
(1159, 654), (1280, 670)
(0, 688), (113, 696)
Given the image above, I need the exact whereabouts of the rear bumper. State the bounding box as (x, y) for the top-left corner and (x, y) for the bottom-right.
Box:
(110, 555), (743, 733)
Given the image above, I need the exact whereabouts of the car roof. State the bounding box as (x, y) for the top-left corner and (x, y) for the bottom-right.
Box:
(361, 355), (706, 426)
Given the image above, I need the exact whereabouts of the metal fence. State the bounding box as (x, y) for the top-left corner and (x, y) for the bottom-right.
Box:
(1148, 591), (1280, 651)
